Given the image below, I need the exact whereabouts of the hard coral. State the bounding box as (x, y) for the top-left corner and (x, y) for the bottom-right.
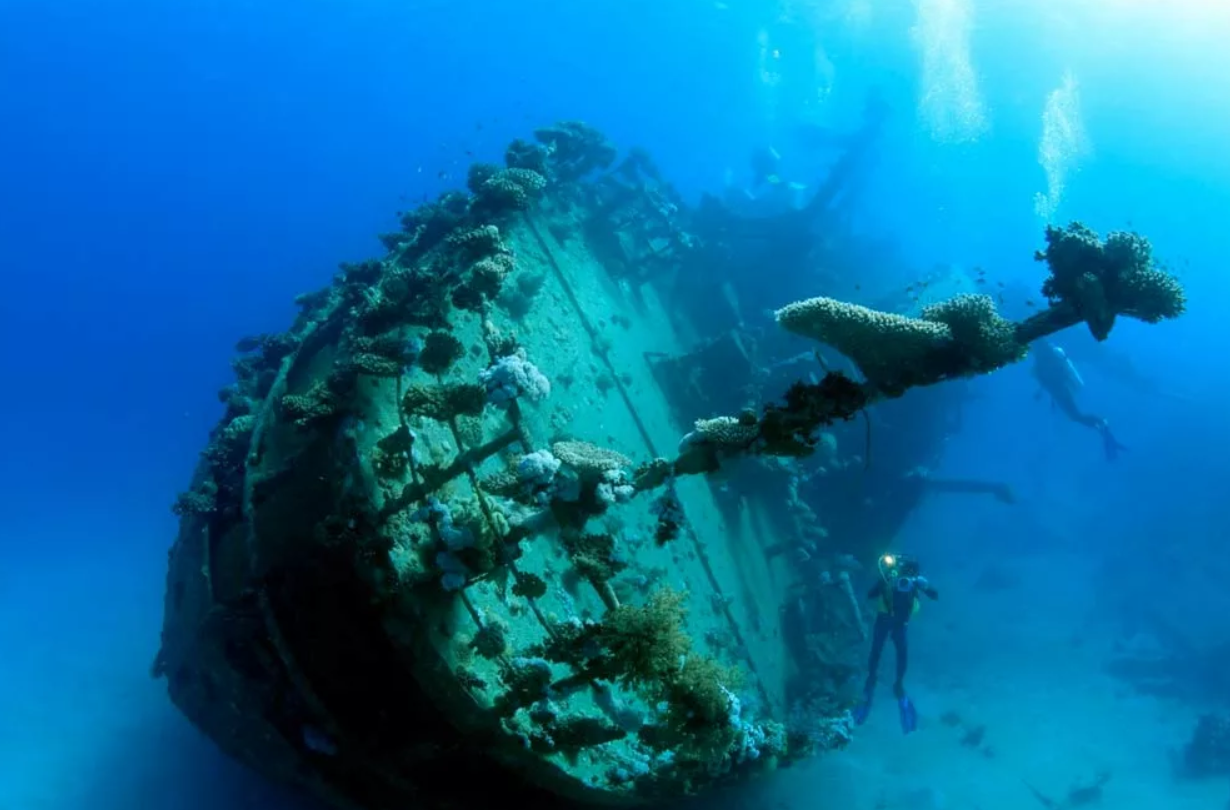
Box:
(548, 715), (628, 755)
(466, 162), (501, 194)
(362, 266), (452, 331)
(402, 381), (486, 421)
(682, 415), (759, 450)
(471, 620), (509, 659)
(398, 191), (470, 257)
(204, 414), (256, 469)
(371, 425), (415, 478)
(563, 531), (627, 584)
(920, 293), (1028, 374)
(349, 332), (420, 376)
(495, 656), (553, 716)
(453, 253), (517, 312)
(280, 380), (342, 428)
(446, 224), (505, 262)
(1035, 222), (1186, 340)
(472, 168), (548, 218)
(776, 294), (1026, 395)
(534, 120), (617, 181)
(776, 297), (949, 389)
(552, 441), (631, 478)
(511, 572), (548, 599)
(505, 138), (550, 174)
(419, 331), (465, 376)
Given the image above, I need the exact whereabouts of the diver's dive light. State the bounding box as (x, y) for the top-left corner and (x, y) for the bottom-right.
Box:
(878, 553), (917, 592)
(877, 554), (896, 584)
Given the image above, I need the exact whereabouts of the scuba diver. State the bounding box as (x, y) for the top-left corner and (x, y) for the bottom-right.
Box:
(852, 553), (938, 734)
(1032, 339), (1127, 461)
(722, 145), (808, 218)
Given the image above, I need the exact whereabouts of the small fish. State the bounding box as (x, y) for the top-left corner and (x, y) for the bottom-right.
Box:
(1025, 300), (1036, 307)
(975, 278), (986, 284)
(997, 280), (1005, 287)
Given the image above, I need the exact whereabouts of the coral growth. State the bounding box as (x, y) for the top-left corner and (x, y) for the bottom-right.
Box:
(777, 297), (949, 387)
(409, 497), (503, 591)
(419, 331), (465, 376)
(470, 165), (548, 217)
(535, 589), (782, 778)
(1033, 221), (1186, 340)
(480, 348), (551, 404)
(563, 531), (627, 585)
(370, 425), (416, 478)
(684, 415), (760, 449)
(495, 656), (554, 716)
(776, 294), (1025, 394)
(544, 440), (636, 519)
(402, 381), (487, 421)
(650, 485), (686, 545)
(281, 379), (345, 428)
(447, 224), (505, 262)
(920, 293), (1028, 374)
(346, 331), (421, 377)
(541, 589), (691, 686)
(534, 121), (617, 181)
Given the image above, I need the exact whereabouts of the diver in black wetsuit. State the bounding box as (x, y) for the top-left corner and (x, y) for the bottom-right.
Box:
(1032, 340), (1127, 461)
(852, 554), (938, 734)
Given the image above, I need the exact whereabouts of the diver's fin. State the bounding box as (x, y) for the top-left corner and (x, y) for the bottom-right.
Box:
(852, 684), (874, 726)
(1101, 426), (1128, 462)
(897, 695), (918, 734)
(852, 701), (872, 726)
(1021, 779), (1061, 810)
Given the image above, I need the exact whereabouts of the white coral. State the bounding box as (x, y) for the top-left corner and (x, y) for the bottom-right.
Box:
(480, 348), (551, 405)
(595, 468), (635, 505)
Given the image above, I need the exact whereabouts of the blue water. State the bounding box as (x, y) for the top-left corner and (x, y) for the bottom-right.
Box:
(2, 1), (1228, 808)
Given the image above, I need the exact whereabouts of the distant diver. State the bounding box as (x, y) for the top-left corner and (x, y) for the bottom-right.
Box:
(852, 553), (938, 734)
(722, 145), (808, 217)
(1032, 339), (1127, 461)
(1059, 338), (1193, 404)
(720, 87), (889, 223)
